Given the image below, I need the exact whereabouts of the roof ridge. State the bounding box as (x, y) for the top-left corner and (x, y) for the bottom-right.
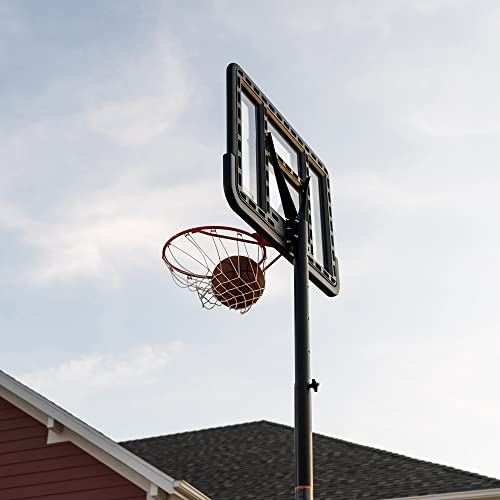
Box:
(120, 419), (276, 444)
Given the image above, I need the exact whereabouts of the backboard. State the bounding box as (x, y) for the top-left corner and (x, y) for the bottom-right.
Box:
(223, 63), (339, 297)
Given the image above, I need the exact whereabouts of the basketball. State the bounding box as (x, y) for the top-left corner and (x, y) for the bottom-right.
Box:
(211, 255), (265, 310)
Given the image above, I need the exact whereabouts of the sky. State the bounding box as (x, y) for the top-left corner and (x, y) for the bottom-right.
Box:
(2, 0), (500, 480)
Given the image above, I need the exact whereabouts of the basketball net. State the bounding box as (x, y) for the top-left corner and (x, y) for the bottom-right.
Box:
(162, 226), (276, 314)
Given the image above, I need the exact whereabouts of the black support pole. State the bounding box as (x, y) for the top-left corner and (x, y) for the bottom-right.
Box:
(294, 214), (313, 500)
(265, 133), (315, 499)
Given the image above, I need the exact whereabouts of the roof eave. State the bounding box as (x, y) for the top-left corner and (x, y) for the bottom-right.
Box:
(0, 370), (211, 500)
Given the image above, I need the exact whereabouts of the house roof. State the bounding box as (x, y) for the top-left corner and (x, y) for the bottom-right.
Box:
(121, 421), (500, 500)
(0, 370), (210, 500)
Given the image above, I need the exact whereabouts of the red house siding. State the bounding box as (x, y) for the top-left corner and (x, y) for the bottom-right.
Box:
(0, 397), (145, 500)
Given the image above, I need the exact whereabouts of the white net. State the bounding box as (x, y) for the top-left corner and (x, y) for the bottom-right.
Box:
(163, 227), (268, 314)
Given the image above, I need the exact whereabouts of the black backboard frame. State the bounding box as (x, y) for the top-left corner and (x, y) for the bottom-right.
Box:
(223, 63), (339, 297)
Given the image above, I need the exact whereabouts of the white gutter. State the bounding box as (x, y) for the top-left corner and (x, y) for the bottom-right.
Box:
(384, 488), (500, 500)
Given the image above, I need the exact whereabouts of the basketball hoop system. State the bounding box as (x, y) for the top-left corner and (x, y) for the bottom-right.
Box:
(162, 226), (281, 314)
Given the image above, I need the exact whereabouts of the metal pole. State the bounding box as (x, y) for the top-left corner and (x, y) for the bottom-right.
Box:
(294, 215), (313, 500)
(265, 132), (315, 498)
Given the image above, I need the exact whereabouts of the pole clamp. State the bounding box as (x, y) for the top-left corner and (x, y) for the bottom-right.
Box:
(307, 379), (320, 392)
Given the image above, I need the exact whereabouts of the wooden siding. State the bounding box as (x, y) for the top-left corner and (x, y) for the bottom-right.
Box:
(0, 396), (145, 499)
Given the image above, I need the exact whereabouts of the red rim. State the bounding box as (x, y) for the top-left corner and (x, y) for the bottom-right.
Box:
(162, 225), (269, 279)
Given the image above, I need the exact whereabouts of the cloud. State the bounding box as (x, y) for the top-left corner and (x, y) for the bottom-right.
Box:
(345, 4), (500, 139)
(215, 0), (466, 39)
(321, 0), (465, 32)
(0, 2), (24, 40)
(0, 31), (226, 287)
(86, 50), (193, 147)
(2, 174), (220, 287)
(19, 343), (182, 405)
(0, 123), (222, 286)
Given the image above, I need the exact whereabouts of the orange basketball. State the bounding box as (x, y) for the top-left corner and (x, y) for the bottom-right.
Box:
(211, 255), (265, 310)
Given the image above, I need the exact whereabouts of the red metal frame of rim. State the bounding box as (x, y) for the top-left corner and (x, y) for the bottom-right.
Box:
(162, 225), (281, 280)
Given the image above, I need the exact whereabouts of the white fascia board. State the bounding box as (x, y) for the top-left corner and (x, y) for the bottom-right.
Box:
(0, 370), (211, 500)
(383, 489), (500, 500)
(173, 480), (212, 500)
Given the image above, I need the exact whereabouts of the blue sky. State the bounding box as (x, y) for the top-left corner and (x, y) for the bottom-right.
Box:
(2, 0), (500, 479)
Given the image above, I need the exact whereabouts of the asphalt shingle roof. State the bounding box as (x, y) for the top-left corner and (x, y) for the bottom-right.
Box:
(120, 421), (500, 500)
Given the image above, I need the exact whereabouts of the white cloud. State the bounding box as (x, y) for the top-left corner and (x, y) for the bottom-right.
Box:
(338, 169), (500, 214)
(345, 4), (500, 138)
(18, 343), (183, 415)
(86, 51), (193, 147)
(0, 33), (224, 286)
(4, 175), (219, 286)
(0, 200), (30, 230)
(219, 0), (467, 38)
(0, 2), (24, 40)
